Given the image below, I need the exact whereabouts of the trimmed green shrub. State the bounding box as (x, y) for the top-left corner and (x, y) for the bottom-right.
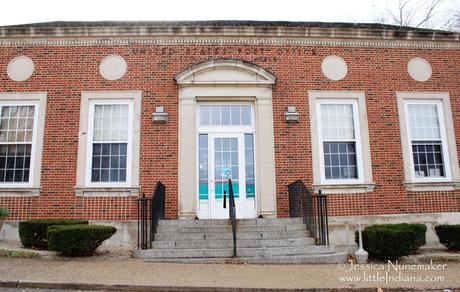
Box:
(47, 224), (116, 256)
(0, 208), (8, 217)
(435, 224), (460, 251)
(406, 224), (427, 252)
(19, 219), (88, 249)
(355, 223), (427, 261)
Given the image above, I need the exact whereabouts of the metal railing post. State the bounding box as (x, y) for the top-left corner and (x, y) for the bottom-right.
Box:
(137, 193), (149, 250)
(137, 182), (166, 250)
(288, 180), (329, 246)
(228, 178), (237, 258)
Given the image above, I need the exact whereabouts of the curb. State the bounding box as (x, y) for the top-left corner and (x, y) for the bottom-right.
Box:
(1, 281), (459, 292)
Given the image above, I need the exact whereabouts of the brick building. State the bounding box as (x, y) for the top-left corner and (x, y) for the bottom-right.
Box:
(0, 21), (459, 251)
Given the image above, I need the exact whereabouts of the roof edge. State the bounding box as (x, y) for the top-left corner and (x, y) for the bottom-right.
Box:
(0, 20), (458, 42)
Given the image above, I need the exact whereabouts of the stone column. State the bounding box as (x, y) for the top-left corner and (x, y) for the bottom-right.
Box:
(178, 96), (197, 219)
(256, 94), (277, 218)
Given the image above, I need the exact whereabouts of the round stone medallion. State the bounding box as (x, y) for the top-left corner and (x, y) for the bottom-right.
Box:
(408, 57), (432, 82)
(99, 55), (127, 80)
(7, 56), (35, 81)
(321, 55), (348, 81)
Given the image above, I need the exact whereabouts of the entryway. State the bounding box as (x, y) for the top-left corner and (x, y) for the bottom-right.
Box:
(175, 59), (278, 219)
(197, 104), (256, 219)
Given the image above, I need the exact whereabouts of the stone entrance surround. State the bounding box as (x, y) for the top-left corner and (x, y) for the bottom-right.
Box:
(175, 59), (277, 219)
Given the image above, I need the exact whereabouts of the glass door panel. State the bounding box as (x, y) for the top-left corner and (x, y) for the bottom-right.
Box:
(214, 137), (239, 199)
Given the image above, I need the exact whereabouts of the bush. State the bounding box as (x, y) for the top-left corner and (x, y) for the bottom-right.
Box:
(47, 224), (116, 256)
(355, 223), (427, 261)
(0, 208), (8, 217)
(405, 224), (427, 252)
(435, 224), (460, 251)
(19, 219), (88, 249)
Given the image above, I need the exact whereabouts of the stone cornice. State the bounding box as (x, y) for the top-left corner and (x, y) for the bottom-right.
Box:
(1, 23), (459, 40)
(0, 23), (459, 48)
(0, 36), (459, 49)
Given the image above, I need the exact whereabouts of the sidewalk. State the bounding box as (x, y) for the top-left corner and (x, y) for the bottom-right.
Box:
(1, 256), (460, 291)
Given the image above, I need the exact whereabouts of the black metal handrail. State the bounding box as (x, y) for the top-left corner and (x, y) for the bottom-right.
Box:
(137, 193), (150, 250)
(228, 178), (237, 257)
(288, 180), (329, 245)
(137, 181), (166, 250)
(151, 181), (166, 242)
(315, 191), (329, 245)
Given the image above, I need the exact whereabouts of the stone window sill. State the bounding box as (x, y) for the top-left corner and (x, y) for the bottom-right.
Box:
(0, 187), (41, 197)
(74, 186), (140, 197)
(405, 181), (460, 192)
(313, 183), (375, 194)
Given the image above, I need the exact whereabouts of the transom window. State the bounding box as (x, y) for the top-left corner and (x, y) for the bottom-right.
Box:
(89, 103), (130, 184)
(318, 101), (361, 181)
(199, 105), (252, 126)
(0, 105), (35, 183)
(406, 103), (446, 178)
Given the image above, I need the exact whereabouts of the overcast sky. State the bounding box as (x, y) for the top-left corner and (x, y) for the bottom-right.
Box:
(0, 0), (457, 27)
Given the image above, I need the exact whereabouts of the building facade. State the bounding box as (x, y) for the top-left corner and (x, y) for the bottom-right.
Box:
(0, 21), (459, 246)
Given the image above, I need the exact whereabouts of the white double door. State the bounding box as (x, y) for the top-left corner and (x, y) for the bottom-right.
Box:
(199, 132), (256, 219)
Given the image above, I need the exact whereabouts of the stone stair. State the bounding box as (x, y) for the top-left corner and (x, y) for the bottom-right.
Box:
(132, 218), (349, 264)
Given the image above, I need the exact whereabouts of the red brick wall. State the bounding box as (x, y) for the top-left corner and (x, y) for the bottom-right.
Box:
(0, 44), (459, 220)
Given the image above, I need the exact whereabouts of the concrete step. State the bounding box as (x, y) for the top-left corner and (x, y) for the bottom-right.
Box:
(133, 245), (333, 259)
(138, 218), (336, 263)
(157, 218), (303, 226)
(156, 224), (306, 234)
(151, 237), (316, 249)
(154, 230), (310, 241)
(142, 252), (349, 264)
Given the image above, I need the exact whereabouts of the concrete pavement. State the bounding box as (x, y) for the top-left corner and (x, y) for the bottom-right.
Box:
(1, 257), (460, 291)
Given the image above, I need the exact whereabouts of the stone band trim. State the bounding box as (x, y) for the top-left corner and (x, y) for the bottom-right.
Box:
(74, 187), (140, 197)
(0, 37), (459, 49)
(313, 183), (375, 194)
(0, 187), (41, 197)
(405, 182), (460, 192)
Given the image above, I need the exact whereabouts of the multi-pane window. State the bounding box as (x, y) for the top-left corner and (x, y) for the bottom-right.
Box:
(198, 134), (209, 200)
(90, 104), (129, 183)
(200, 105), (252, 126)
(320, 103), (359, 180)
(244, 134), (255, 198)
(0, 105), (35, 183)
(407, 103), (445, 178)
(214, 137), (240, 198)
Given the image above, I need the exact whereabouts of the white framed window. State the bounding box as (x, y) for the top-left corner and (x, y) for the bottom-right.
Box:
(405, 101), (449, 180)
(317, 100), (363, 184)
(75, 91), (141, 196)
(0, 93), (47, 196)
(309, 91), (374, 194)
(397, 92), (460, 191)
(85, 100), (133, 187)
(0, 103), (37, 185)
